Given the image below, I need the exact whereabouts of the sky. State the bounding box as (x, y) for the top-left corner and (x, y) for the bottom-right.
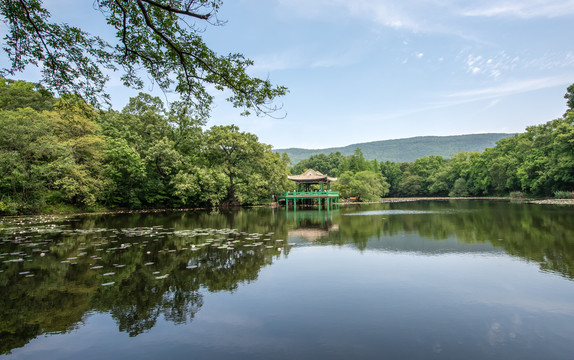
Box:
(2, 0), (574, 149)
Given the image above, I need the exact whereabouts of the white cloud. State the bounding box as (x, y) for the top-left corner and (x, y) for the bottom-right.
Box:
(343, 1), (417, 30)
(490, 69), (502, 79)
(524, 52), (574, 71)
(460, 50), (574, 79)
(276, 0), (574, 40)
(445, 76), (572, 102)
(372, 75), (574, 120)
(275, 0), (439, 32)
(462, 0), (574, 18)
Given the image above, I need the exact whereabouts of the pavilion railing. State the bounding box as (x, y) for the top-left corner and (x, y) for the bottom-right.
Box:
(276, 191), (339, 198)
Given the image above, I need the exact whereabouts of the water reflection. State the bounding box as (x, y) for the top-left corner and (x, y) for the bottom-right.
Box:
(284, 208), (340, 242)
(1, 201), (574, 356)
(306, 201), (574, 279)
(0, 213), (290, 354)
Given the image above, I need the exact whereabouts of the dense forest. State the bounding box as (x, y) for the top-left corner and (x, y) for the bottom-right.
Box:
(0, 78), (291, 215)
(1, 79), (573, 214)
(292, 84), (574, 201)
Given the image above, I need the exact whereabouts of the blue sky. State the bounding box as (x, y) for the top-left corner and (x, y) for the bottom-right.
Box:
(2, 0), (574, 149)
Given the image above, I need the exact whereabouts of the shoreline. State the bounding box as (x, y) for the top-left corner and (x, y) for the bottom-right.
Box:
(2, 197), (573, 219)
(384, 197), (574, 205)
(379, 197), (507, 203)
(340, 197), (574, 206)
(524, 198), (574, 205)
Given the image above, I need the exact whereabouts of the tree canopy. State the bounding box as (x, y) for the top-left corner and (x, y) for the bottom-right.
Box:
(0, 0), (287, 116)
(0, 78), (291, 214)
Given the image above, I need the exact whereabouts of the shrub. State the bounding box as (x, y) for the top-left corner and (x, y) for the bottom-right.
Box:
(510, 191), (526, 200)
(0, 200), (18, 215)
(554, 191), (574, 199)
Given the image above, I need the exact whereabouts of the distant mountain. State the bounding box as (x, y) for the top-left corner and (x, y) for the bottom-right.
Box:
(274, 133), (515, 164)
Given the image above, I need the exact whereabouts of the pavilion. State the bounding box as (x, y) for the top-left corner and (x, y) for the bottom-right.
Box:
(275, 169), (339, 207)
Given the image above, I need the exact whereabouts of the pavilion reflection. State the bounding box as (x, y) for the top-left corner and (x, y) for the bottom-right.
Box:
(274, 207), (341, 243)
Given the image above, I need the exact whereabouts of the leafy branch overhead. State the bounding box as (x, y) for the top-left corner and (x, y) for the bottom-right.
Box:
(0, 0), (287, 116)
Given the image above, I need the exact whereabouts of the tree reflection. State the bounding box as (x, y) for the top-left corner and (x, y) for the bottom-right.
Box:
(314, 201), (574, 279)
(0, 210), (289, 353)
(1, 202), (574, 354)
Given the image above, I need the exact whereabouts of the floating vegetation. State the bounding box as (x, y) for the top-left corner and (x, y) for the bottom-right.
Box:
(0, 215), (293, 317)
(3, 258), (24, 263)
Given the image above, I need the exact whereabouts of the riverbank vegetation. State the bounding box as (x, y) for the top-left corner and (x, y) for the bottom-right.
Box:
(292, 85), (574, 202)
(0, 78), (291, 215)
(1, 79), (573, 214)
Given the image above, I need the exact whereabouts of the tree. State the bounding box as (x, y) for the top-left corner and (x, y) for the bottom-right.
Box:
(348, 148), (370, 173)
(449, 178), (469, 197)
(0, 107), (55, 212)
(204, 125), (266, 205)
(379, 161), (402, 196)
(142, 137), (186, 206)
(97, 93), (171, 156)
(547, 114), (574, 191)
(238, 151), (291, 204)
(291, 152), (344, 177)
(0, 77), (54, 111)
(412, 155), (445, 194)
(102, 137), (146, 207)
(398, 172), (423, 196)
(565, 83), (574, 114)
(171, 166), (227, 207)
(0, 0), (287, 115)
(334, 170), (389, 202)
(0, 101), (106, 212)
(40, 100), (108, 206)
(427, 168), (450, 196)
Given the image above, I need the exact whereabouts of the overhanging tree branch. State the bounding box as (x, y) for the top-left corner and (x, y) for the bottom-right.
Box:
(0, 0), (287, 116)
(139, 0), (211, 20)
(16, 0), (53, 71)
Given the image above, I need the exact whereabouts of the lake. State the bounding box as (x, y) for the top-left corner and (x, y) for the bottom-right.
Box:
(1, 200), (574, 359)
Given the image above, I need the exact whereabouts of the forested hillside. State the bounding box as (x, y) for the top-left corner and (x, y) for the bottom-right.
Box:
(276, 133), (514, 164)
(291, 84), (574, 201)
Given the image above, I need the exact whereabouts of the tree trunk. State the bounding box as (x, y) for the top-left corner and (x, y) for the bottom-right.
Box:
(222, 172), (240, 207)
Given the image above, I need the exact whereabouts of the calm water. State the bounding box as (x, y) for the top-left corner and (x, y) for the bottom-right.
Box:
(1, 200), (574, 359)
